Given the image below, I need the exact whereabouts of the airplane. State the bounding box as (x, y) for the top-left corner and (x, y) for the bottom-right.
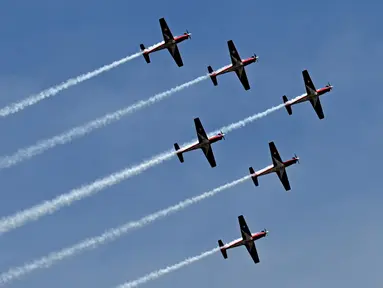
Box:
(207, 40), (258, 90)
(174, 118), (225, 168)
(218, 215), (268, 264)
(249, 141), (299, 191)
(283, 69), (333, 119)
(140, 17), (191, 67)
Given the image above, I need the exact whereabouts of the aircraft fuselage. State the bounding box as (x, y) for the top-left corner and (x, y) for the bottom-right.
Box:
(144, 34), (190, 54)
(212, 57), (257, 76)
(224, 231), (267, 250)
(179, 134), (224, 154)
(253, 158), (298, 177)
(288, 86), (333, 106)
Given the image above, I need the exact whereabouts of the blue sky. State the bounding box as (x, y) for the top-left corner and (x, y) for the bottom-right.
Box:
(0, 0), (381, 287)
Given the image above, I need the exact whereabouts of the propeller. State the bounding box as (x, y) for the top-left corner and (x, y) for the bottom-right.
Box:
(253, 54), (259, 61)
(185, 30), (191, 39)
(294, 153), (300, 164)
(220, 131), (225, 140)
(326, 82), (332, 89)
(263, 228), (269, 235)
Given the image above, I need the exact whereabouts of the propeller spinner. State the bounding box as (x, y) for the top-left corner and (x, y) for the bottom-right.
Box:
(294, 153), (300, 164)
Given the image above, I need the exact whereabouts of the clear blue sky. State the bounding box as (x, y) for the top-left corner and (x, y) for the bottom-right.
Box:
(0, 0), (381, 287)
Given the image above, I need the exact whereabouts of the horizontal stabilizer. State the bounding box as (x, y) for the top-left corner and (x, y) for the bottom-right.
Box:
(174, 143), (184, 163)
(249, 167), (259, 186)
(283, 95), (292, 115)
(218, 240), (228, 259)
(208, 66), (218, 86)
(140, 44), (151, 63)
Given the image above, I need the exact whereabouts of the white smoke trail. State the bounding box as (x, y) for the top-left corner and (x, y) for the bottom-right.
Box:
(115, 247), (219, 288)
(0, 74), (209, 169)
(0, 175), (250, 284)
(0, 43), (160, 117)
(0, 96), (299, 234)
(214, 95), (303, 135)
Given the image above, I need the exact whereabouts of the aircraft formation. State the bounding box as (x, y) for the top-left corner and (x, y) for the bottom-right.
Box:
(0, 15), (336, 288)
(141, 17), (333, 264)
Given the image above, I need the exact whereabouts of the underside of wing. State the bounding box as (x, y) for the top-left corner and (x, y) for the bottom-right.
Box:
(235, 67), (250, 90)
(302, 70), (317, 95)
(167, 45), (183, 67)
(159, 18), (174, 42)
(269, 141), (282, 164)
(201, 145), (217, 167)
(245, 242), (260, 264)
(238, 215), (252, 239)
(194, 118), (208, 143)
(277, 168), (291, 191)
(228, 40), (241, 66)
(309, 97), (325, 119)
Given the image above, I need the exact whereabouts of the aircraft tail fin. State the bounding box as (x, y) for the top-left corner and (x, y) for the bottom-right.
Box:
(283, 95), (292, 115)
(140, 44), (151, 63)
(218, 240), (228, 259)
(208, 66), (218, 86)
(249, 167), (259, 186)
(174, 143), (184, 163)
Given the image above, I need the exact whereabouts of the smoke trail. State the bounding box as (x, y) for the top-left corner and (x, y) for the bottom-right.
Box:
(0, 74), (209, 169)
(0, 44), (160, 117)
(0, 149), (175, 234)
(0, 175), (250, 284)
(215, 96), (302, 135)
(115, 247), (219, 288)
(0, 96), (299, 234)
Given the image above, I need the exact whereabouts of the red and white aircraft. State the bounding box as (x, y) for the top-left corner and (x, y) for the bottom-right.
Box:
(174, 118), (224, 168)
(283, 69), (333, 119)
(140, 18), (191, 67)
(218, 215), (268, 264)
(207, 40), (258, 90)
(249, 141), (299, 191)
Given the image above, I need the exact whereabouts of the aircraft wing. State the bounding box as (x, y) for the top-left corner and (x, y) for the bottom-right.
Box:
(159, 18), (174, 42)
(201, 144), (217, 167)
(194, 118), (208, 143)
(234, 67), (250, 90)
(167, 45), (184, 67)
(245, 241), (260, 263)
(309, 97), (325, 119)
(238, 215), (260, 263)
(227, 40), (242, 66)
(269, 141), (282, 166)
(276, 169), (291, 191)
(238, 215), (252, 240)
(302, 70), (317, 95)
